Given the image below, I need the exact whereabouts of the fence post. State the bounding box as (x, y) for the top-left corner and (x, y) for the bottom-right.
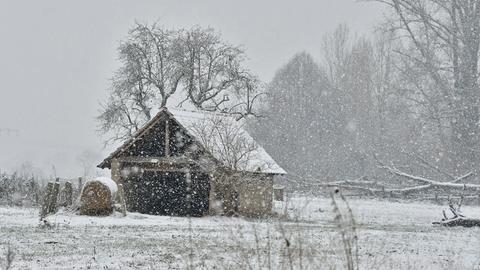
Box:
(40, 182), (54, 218)
(64, 181), (73, 207)
(48, 178), (60, 213)
(30, 178), (39, 205)
(117, 184), (127, 217)
(78, 177), (83, 193)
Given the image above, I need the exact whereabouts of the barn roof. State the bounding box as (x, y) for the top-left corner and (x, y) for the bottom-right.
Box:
(98, 107), (286, 175)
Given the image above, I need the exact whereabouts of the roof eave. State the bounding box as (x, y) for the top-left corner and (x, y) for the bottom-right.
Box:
(97, 107), (170, 170)
(97, 160), (110, 169)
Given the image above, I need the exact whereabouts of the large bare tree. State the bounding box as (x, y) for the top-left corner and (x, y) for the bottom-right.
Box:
(98, 23), (262, 144)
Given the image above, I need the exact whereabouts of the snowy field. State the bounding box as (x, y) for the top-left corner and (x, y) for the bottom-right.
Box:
(1, 196), (479, 270)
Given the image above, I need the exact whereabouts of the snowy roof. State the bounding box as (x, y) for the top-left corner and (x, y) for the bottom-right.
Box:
(169, 108), (286, 175)
(98, 107), (286, 175)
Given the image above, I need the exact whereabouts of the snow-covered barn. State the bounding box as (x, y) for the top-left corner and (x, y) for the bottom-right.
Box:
(98, 107), (286, 217)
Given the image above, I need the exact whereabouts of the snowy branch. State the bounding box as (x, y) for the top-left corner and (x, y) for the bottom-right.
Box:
(379, 164), (480, 189)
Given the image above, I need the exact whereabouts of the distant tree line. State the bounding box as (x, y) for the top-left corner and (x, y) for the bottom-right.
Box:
(0, 172), (41, 206)
(253, 0), (480, 187)
(251, 27), (402, 183)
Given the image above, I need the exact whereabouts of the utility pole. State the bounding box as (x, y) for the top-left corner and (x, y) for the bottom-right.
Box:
(0, 128), (19, 137)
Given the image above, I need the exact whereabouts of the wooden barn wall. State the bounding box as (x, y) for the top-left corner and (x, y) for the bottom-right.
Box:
(209, 173), (274, 217)
(121, 120), (167, 158)
(168, 119), (194, 157)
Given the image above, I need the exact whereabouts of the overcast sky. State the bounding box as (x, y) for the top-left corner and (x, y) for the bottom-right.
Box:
(0, 0), (384, 178)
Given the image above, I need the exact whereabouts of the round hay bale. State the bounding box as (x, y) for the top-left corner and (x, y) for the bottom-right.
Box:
(79, 180), (114, 216)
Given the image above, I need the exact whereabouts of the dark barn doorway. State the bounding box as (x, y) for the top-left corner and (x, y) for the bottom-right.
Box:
(124, 170), (210, 216)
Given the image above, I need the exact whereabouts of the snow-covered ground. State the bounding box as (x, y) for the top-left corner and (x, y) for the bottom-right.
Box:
(1, 196), (479, 269)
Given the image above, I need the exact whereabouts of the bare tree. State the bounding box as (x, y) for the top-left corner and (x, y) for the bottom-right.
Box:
(252, 52), (333, 181)
(371, 0), (480, 173)
(228, 73), (266, 119)
(97, 84), (149, 143)
(189, 115), (258, 172)
(178, 27), (249, 111)
(98, 23), (183, 143)
(98, 23), (263, 144)
(322, 26), (402, 179)
(76, 150), (101, 179)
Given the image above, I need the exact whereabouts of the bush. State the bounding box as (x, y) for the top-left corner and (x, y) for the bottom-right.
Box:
(0, 172), (42, 206)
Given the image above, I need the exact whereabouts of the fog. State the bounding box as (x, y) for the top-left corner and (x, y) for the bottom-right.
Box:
(0, 0), (383, 177)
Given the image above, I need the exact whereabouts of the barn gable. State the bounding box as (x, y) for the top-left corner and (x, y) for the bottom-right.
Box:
(98, 109), (196, 169)
(120, 117), (168, 158)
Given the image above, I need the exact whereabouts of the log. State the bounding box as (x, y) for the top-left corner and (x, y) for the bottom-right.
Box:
(433, 199), (480, 227)
(433, 217), (480, 227)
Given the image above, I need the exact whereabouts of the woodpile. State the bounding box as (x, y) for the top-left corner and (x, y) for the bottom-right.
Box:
(79, 180), (114, 216)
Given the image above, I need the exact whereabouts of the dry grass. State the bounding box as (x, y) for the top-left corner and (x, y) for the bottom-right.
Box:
(177, 192), (364, 270)
(0, 244), (15, 270)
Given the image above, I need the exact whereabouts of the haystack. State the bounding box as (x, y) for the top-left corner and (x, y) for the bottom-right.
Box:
(79, 177), (117, 216)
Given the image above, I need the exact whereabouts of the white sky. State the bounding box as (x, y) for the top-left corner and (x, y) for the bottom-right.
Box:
(0, 0), (384, 178)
